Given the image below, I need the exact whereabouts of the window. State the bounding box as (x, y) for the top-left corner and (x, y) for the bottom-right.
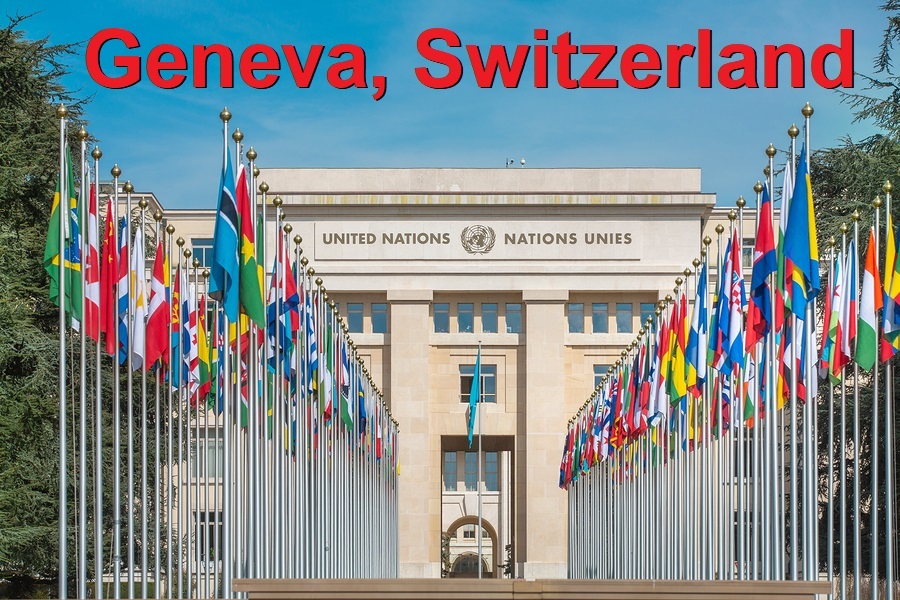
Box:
(743, 238), (754, 270)
(593, 365), (610, 388)
(191, 238), (214, 268)
(459, 364), (498, 403)
(444, 451), (457, 491)
(481, 303), (498, 333)
(196, 511), (223, 563)
(485, 451), (499, 492)
(372, 303), (388, 333)
(461, 525), (476, 539)
(592, 303), (608, 333)
(192, 430), (223, 478)
(616, 303), (633, 333)
(640, 303), (655, 327)
(568, 303), (584, 333)
(465, 452), (478, 491)
(458, 303), (474, 333)
(505, 303), (522, 334)
(434, 303), (450, 333)
(348, 303), (363, 333)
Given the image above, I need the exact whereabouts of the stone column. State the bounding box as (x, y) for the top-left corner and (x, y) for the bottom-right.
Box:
(520, 289), (568, 579)
(389, 290), (440, 577)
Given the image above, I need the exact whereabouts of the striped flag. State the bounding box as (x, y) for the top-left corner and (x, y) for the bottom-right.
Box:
(100, 199), (118, 356)
(236, 163), (265, 327)
(882, 214), (900, 360)
(130, 225), (148, 371)
(84, 181), (101, 341)
(857, 228), (882, 370)
(210, 149), (239, 322)
(145, 240), (170, 368)
(783, 145), (820, 319)
(116, 218), (129, 365)
(44, 148), (83, 328)
(746, 183), (776, 348)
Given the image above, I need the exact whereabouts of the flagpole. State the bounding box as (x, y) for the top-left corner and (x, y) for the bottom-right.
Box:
(870, 196), (882, 600)
(111, 165), (123, 600)
(56, 104), (69, 600)
(174, 237), (186, 600)
(92, 145), (104, 600)
(123, 178), (136, 600)
(153, 209), (164, 599)
(839, 222), (849, 600)
(477, 340), (483, 580)
(165, 223), (175, 600)
(883, 179), (895, 600)
(852, 209), (861, 600)
(138, 197), (150, 599)
(75, 125), (89, 600)
(825, 234), (836, 596)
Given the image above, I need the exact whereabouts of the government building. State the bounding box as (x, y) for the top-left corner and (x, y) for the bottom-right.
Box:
(159, 167), (737, 579)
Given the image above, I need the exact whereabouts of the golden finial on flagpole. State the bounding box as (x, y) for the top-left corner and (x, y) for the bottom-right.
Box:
(736, 196), (745, 209)
(300, 257), (308, 267)
(294, 235), (303, 245)
(123, 181), (133, 193)
(184, 248), (192, 259)
(176, 237), (185, 247)
(284, 223), (292, 234)
(692, 258), (701, 268)
(852, 210), (860, 222)
(77, 126), (88, 141)
(111, 164), (121, 178)
(875, 196), (883, 208)
(153, 210), (163, 222)
(220, 107), (232, 122)
(202, 269), (210, 279)
(829, 236), (836, 248)
(138, 198), (148, 210)
(840, 223), (848, 234)
(273, 196), (283, 207)
(788, 123), (799, 139)
(91, 146), (102, 160)
(253, 166), (260, 178)
(763, 166), (771, 178)
(684, 268), (692, 277)
(259, 181), (269, 193)
(703, 236), (712, 246)
(766, 144), (776, 158)
(753, 182), (763, 194)
(715, 224), (725, 234)
(56, 104), (67, 119)
(728, 209), (737, 222)
(246, 147), (257, 161)
(801, 102), (814, 118)
(232, 128), (243, 143)
(884, 180), (893, 194)
(665, 294), (672, 303)
(315, 277), (323, 287)
(192, 258), (199, 269)
(166, 225), (175, 235)
(675, 277), (683, 287)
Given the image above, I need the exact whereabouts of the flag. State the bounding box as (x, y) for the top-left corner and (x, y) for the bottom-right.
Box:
(130, 225), (148, 371)
(209, 149), (239, 321)
(746, 183), (776, 348)
(236, 163), (266, 327)
(116, 218), (129, 365)
(726, 230), (746, 371)
(44, 147), (83, 327)
(687, 262), (708, 397)
(339, 339), (353, 430)
(467, 346), (482, 449)
(186, 282), (200, 397)
(882, 214), (900, 360)
(835, 241), (858, 377)
(171, 264), (183, 387)
(857, 228), (882, 370)
(198, 295), (211, 399)
(776, 157), (795, 325)
(782, 145), (820, 319)
(84, 181), (101, 341)
(145, 240), (170, 368)
(100, 199), (118, 356)
(710, 235), (734, 372)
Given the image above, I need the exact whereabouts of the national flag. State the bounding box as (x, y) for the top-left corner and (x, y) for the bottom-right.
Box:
(145, 240), (170, 368)
(236, 163), (266, 327)
(44, 147), (83, 327)
(746, 183), (776, 348)
(466, 346), (482, 449)
(882, 214), (900, 360)
(116, 218), (129, 365)
(666, 292), (688, 403)
(857, 228), (883, 370)
(321, 308), (335, 422)
(710, 235), (734, 372)
(266, 231), (300, 376)
(824, 252), (843, 383)
(305, 290), (319, 397)
(100, 199), (118, 356)
(130, 225), (148, 371)
(186, 282), (200, 397)
(726, 230), (746, 371)
(84, 181), (101, 341)
(834, 242), (857, 377)
(819, 253), (836, 379)
(776, 157), (795, 325)
(339, 339), (353, 430)
(783, 145), (820, 319)
(687, 262), (708, 397)
(170, 264), (183, 387)
(209, 148), (240, 321)
(198, 295), (211, 399)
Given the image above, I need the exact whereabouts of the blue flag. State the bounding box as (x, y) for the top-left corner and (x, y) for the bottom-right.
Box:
(209, 149), (239, 321)
(467, 346), (481, 448)
(783, 145), (820, 319)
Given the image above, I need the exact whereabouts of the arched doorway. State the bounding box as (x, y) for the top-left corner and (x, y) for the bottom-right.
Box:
(444, 516), (499, 578)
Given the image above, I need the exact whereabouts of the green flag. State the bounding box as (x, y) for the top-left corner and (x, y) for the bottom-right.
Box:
(44, 147), (83, 326)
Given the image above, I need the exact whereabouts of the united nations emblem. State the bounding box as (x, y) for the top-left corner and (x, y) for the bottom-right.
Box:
(460, 225), (496, 255)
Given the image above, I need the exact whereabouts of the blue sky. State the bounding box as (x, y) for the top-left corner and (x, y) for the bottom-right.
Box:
(17, 0), (888, 209)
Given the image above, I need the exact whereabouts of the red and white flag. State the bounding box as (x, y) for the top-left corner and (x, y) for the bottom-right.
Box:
(100, 199), (118, 356)
(145, 240), (170, 369)
(84, 181), (101, 342)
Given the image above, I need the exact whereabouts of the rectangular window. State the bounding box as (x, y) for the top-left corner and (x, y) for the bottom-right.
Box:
(593, 364), (610, 388)
(465, 452), (478, 492)
(458, 303), (474, 333)
(195, 511), (223, 563)
(505, 303), (522, 334)
(444, 451), (457, 491)
(434, 303), (449, 333)
(591, 303), (609, 333)
(743, 238), (755, 270)
(348, 303), (363, 333)
(616, 303), (633, 333)
(459, 364), (498, 403)
(372, 303), (388, 333)
(481, 303), (498, 333)
(193, 430), (223, 479)
(191, 238), (214, 268)
(485, 451), (499, 492)
(568, 303), (584, 333)
(640, 302), (655, 327)
(462, 524), (475, 539)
